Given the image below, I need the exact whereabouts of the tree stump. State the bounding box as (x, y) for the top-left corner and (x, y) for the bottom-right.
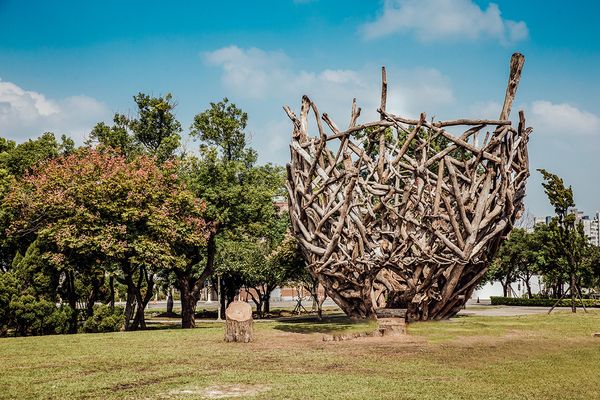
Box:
(375, 309), (407, 336)
(224, 301), (253, 343)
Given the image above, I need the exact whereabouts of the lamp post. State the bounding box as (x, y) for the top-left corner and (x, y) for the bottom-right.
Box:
(217, 274), (223, 321)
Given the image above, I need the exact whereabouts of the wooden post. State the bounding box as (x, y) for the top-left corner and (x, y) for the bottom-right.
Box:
(224, 301), (253, 343)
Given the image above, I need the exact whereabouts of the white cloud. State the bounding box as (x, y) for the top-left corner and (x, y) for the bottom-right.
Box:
(205, 45), (457, 165)
(203, 45), (454, 124)
(0, 79), (112, 143)
(204, 46), (299, 100)
(469, 101), (503, 120)
(529, 100), (600, 136)
(468, 100), (600, 137)
(361, 0), (528, 44)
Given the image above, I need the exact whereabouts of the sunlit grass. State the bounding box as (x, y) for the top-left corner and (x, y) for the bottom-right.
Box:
(1, 311), (600, 399)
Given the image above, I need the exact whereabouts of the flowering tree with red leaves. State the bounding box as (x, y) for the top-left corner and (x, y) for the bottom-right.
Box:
(5, 149), (212, 330)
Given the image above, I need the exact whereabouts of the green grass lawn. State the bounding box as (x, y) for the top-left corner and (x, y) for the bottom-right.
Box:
(2, 311), (600, 400)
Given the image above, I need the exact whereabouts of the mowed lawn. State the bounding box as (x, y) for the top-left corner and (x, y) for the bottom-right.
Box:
(2, 312), (600, 400)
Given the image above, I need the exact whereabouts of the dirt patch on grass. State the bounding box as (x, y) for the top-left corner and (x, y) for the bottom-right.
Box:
(167, 384), (270, 398)
(108, 372), (185, 392)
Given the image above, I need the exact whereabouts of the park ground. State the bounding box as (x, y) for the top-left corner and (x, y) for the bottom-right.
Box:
(1, 307), (600, 400)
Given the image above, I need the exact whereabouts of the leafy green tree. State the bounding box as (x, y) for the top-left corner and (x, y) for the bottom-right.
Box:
(538, 169), (589, 312)
(488, 228), (539, 297)
(82, 304), (125, 333)
(180, 98), (284, 322)
(215, 212), (304, 317)
(88, 93), (181, 163)
(0, 133), (58, 177)
(0, 241), (73, 336)
(191, 97), (250, 162)
(0, 271), (18, 335)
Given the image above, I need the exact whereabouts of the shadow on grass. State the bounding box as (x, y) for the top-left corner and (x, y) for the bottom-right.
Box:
(273, 315), (375, 334)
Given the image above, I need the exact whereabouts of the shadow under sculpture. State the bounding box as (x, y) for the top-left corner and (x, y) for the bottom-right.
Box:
(285, 53), (532, 321)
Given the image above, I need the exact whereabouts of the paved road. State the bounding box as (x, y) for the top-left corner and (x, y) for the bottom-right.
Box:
(139, 299), (574, 317)
(459, 305), (556, 316)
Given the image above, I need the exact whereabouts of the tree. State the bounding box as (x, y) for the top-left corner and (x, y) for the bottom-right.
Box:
(214, 212), (304, 318)
(87, 93), (181, 163)
(538, 169), (589, 312)
(582, 245), (600, 291)
(488, 228), (539, 298)
(190, 97), (249, 162)
(0, 132), (73, 273)
(86, 93), (191, 324)
(4, 149), (211, 331)
(182, 98), (284, 322)
(268, 232), (329, 318)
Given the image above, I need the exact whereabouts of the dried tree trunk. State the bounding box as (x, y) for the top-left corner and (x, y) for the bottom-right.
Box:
(224, 301), (253, 343)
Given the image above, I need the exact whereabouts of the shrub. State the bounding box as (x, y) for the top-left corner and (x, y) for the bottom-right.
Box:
(82, 304), (125, 333)
(490, 296), (600, 307)
(9, 293), (73, 336)
(0, 272), (18, 336)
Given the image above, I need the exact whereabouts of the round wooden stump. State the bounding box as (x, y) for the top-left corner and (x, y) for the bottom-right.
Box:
(224, 301), (253, 343)
(375, 308), (407, 336)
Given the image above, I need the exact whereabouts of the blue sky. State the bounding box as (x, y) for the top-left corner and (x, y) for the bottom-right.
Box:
(1, 0), (599, 218)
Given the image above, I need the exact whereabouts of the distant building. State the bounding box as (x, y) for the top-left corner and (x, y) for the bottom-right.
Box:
(473, 209), (599, 301)
(533, 216), (551, 227)
(273, 195), (288, 213)
(534, 209), (599, 246)
(590, 212), (600, 246)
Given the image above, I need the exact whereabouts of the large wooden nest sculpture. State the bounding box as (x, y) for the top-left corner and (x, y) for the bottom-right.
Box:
(285, 53), (532, 321)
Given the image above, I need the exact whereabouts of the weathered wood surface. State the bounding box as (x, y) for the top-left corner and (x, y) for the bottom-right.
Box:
(375, 308), (407, 319)
(376, 318), (406, 336)
(224, 301), (253, 343)
(285, 53), (532, 321)
(375, 308), (407, 336)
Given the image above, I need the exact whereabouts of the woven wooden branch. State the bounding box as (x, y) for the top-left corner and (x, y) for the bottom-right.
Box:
(285, 53), (531, 321)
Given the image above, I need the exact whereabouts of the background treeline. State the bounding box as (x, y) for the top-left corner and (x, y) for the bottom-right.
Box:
(484, 170), (600, 310)
(0, 94), (307, 336)
(3, 94), (599, 336)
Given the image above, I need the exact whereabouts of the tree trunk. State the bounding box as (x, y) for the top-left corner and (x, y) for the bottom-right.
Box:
(571, 272), (577, 313)
(502, 281), (509, 298)
(85, 275), (100, 319)
(65, 271), (79, 334)
(263, 291), (271, 315)
(247, 288), (263, 319)
(181, 300), (196, 328)
(308, 281), (326, 320)
(179, 278), (197, 329)
(166, 287), (174, 314)
(121, 266), (154, 331)
(132, 302), (146, 329)
(123, 284), (136, 331)
(224, 301), (253, 343)
(219, 277), (226, 320)
(109, 275), (115, 310)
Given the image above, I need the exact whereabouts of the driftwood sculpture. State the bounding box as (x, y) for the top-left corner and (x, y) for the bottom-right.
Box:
(285, 53), (531, 321)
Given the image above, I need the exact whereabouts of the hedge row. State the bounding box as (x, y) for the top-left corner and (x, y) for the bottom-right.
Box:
(489, 296), (600, 307)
